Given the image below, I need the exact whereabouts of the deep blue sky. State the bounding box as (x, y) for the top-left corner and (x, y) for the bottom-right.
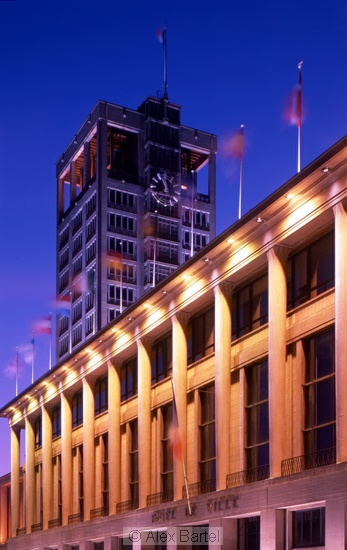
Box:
(1, 0), (346, 475)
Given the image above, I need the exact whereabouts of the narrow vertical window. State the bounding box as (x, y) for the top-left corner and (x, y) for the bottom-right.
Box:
(199, 384), (216, 492)
(94, 376), (108, 415)
(121, 357), (138, 402)
(187, 307), (214, 365)
(304, 328), (335, 461)
(52, 404), (61, 439)
(293, 507), (325, 547)
(72, 391), (83, 428)
(129, 420), (139, 505)
(245, 360), (269, 479)
(161, 404), (173, 500)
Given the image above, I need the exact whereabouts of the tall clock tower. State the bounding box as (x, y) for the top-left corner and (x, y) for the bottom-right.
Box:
(56, 95), (216, 360)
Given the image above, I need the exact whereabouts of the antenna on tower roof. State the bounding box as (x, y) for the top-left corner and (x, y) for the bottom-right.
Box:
(156, 25), (168, 100)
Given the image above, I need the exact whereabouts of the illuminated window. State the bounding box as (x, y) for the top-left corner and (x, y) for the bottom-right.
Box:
(245, 360), (269, 474)
(52, 404), (61, 439)
(161, 404), (173, 496)
(238, 516), (260, 550)
(101, 433), (108, 509)
(129, 420), (138, 503)
(293, 507), (325, 547)
(72, 391), (83, 428)
(187, 307), (214, 365)
(304, 328), (336, 456)
(287, 231), (334, 309)
(34, 416), (42, 449)
(94, 376), (108, 416)
(199, 384), (216, 488)
(232, 273), (268, 340)
(151, 333), (172, 384)
(121, 357), (138, 402)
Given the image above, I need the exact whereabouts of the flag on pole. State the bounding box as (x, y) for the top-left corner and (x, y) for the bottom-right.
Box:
(221, 126), (244, 160)
(170, 380), (192, 515)
(284, 60), (303, 128)
(156, 27), (164, 43)
(33, 315), (52, 335)
(56, 295), (71, 317)
(170, 390), (183, 462)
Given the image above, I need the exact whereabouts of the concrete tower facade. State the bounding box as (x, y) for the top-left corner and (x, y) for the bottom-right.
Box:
(56, 97), (217, 361)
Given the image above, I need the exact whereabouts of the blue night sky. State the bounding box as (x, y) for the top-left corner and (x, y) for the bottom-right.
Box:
(0, 0), (347, 475)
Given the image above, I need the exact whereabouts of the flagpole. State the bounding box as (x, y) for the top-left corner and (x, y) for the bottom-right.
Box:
(152, 210), (158, 288)
(297, 125), (301, 173)
(16, 347), (19, 397)
(49, 312), (52, 370)
(32, 332), (35, 383)
(297, 61), (303, 173)
(171, 379), (192, 516)
(119, 244), (123, 314)
(238, 124), (245, 220)
(190, 171), (195, 258)
(163, 26), (168, 100)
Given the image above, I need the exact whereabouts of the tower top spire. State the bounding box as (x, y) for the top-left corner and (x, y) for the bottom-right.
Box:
(156, 26), (168, 100)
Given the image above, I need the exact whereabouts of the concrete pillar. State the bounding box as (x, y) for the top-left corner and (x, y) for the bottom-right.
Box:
(293, 340), (305, 459)
(260, 509), (285, 550)
(25, 416), (35, 534)
(10, 425), (20, 537)
(267, 246), (288, 477)
(83, 376), (95, 520)
(137, 338), (151, 508)
(0, 485), (8, 544)
(172, 313), (189, 501)
(214, 282), (233, 490)
(84, 140), (91, 186)
(61, 392), (72, 525)
(70, 160), (77, 203)
(42, 405), (53, 529)
(57, 176), (65, 218)
(326, 498), (347, 549)
(334, 201), (347, 463)
(208, 518), (229, 550)
(208, 150), (217, 237)
(108, 359), (121, 515)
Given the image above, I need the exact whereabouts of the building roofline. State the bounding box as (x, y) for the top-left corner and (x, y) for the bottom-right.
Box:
(1, 133), (346, 416)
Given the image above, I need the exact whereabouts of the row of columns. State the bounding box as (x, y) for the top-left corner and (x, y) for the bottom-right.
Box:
(9, 201), (347, 540)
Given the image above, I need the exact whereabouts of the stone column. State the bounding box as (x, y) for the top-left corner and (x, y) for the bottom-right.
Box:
(172, 313), (189, 501)
(260, 509), (285, 549)
(61, 392), (72, 525)
(334, 201), (347, 463)
(70, 160), (77, 203)
(214, 283), (233, 490)
(84, 140), (91, 186)
(267, 246), (288, 477)
(42, 405), (53, 529)
(108, 359), (121, 515)
(137, 338), (151, 508)
(0, 484), (8, 543)
(83, 376), (95, 520)
(208, 150), (217, 236)
(25, 416), (35, 534)
(10, 425), (20, 537)
(326, 498), (347, 549)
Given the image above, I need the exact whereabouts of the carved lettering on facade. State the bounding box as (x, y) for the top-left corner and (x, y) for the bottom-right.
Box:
(151, 508), (176, 523)
(206, 496), (238, 513)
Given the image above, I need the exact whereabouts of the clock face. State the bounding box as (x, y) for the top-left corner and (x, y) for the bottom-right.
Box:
(150, 171), (181, 206)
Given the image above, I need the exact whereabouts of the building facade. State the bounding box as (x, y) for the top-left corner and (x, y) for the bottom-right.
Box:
(55, 97), (217, 360)
(1, 135), (347, 549)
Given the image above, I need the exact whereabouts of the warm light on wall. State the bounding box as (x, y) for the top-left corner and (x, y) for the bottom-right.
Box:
(287, 198), (317, 229)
